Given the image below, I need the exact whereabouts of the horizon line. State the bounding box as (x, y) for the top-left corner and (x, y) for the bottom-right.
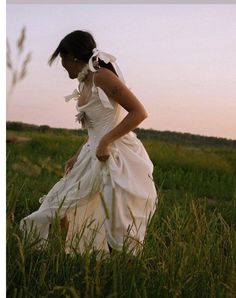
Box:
(6, 120), (236, 142)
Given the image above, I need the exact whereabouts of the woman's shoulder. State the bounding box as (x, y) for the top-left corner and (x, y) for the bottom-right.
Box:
(93, 67), (119, 87)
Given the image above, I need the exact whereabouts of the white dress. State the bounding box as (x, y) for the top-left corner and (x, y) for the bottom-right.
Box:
(20, 80), (158, 255)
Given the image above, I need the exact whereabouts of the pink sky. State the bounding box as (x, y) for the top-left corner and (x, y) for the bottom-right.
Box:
(6, 4), (236, 139)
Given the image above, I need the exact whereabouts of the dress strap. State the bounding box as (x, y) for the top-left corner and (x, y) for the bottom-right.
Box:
(91, 71), (115, 110)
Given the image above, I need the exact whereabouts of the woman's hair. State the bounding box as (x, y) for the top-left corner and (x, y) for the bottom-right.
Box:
(48, 30), (118, 76)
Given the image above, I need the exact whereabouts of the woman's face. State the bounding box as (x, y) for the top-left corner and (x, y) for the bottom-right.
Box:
(60, 54), (86, 79)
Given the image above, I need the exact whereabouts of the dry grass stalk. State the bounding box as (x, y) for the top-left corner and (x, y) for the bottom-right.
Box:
(7, 26), (32, 98)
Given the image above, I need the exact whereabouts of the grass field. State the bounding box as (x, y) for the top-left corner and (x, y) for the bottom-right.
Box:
(6, 129), (236, 297)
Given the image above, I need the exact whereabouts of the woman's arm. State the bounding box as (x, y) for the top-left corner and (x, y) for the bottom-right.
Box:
(94, 68), (148, 146)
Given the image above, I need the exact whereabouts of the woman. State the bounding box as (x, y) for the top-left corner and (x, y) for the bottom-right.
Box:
(20, 30), (158, 256)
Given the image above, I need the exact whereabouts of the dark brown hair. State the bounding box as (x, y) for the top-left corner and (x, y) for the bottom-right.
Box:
(48, 30), (118, 76)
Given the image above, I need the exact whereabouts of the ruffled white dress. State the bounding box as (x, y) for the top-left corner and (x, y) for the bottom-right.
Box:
(20, 80), (158, 255)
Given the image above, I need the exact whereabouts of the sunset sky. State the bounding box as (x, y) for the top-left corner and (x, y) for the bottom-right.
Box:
(6, 4), (236, 139)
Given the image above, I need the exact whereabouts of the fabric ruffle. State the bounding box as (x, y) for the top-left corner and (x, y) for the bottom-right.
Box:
(75, 111), (93, 129)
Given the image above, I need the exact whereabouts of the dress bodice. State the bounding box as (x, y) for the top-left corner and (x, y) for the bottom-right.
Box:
(75, 84), (127, 153)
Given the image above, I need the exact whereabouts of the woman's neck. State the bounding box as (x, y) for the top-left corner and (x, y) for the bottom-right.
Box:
(83, 71), (94, 86)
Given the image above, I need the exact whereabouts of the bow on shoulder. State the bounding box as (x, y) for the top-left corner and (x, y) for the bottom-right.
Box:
(88, 48), (125, 84)
(88, 48), (116, 72)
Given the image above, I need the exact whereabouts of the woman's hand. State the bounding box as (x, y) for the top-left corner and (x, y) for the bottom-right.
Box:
(64, 154), (78, 175)
(96, 139), (110, 162)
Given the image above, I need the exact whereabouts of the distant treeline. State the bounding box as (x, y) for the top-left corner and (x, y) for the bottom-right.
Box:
(6, 121), (236, 149)
(136, 128), (236, 149)
(6, 121), (87, 136)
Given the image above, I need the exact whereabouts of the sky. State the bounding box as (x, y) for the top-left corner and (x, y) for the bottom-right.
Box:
(6, 4), (236, 139)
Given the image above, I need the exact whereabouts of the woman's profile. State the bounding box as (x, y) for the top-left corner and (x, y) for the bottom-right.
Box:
(20, 30), (158, 256)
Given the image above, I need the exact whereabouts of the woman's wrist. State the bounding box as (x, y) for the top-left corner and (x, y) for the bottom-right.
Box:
(100, 135), (112, 146)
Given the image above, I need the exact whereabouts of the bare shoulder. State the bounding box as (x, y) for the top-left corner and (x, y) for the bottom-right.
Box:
(93, 67), (126, 100)
(92, 67), (147, 116)
(94, 67), (119, 86)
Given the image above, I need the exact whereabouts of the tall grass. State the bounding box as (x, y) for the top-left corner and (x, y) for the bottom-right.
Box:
(6, 130), (236, 297)
(7, 192), (236, 297)
(146, 140), (236, 203)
